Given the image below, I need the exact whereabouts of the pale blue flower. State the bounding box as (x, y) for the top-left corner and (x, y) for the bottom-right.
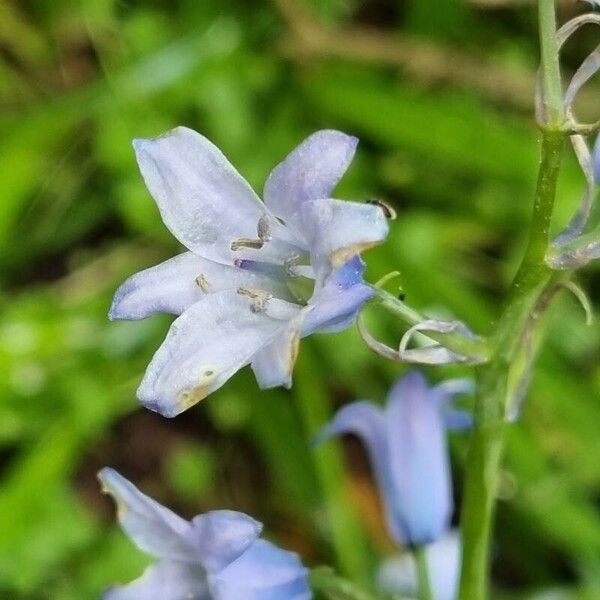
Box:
(377, 530), (461, 600)
(109, 127), (388, 416)
(315, 371), (471, 547)
(98, 468), (311, 600)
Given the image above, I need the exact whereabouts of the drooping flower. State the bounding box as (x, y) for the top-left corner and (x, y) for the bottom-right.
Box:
(98, 468), (311, 600)
(377, 530), (461, 600)
(315, 371), (471, 547)
(110, 127), (388, 416)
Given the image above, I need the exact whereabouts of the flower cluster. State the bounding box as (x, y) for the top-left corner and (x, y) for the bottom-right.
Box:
(101, 127), (472, 600)
(93, 4), (600, 597)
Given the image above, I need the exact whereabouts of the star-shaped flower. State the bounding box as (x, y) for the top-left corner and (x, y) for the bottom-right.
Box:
(110, 127), (388, 416)
(98, 468), (311, 600)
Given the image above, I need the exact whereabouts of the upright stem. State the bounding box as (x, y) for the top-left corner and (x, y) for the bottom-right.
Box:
(414, 546), (434, 600)
(538, 0), (565, 128)
(458, 3), (567, 598)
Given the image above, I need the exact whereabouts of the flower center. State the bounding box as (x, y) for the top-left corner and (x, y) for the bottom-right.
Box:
(229, 214), (315, 306)
(234, 258), (314, 305)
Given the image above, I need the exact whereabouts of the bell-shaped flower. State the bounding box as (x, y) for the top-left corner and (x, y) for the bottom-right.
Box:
(377, 530), (461, 600)
(109, 127), (388, 416)
(315, 371), (471, 547)
(98, 468), (311, 600)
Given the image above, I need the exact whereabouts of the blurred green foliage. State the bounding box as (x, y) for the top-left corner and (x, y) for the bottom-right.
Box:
(1, 0), (599, 598)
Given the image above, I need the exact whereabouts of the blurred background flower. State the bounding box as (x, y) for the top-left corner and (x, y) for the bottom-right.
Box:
(315, 371), (470, 547)
(1, 1), (600, 598)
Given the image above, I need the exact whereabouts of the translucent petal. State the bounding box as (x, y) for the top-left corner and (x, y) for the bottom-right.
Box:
(137, 291), (301, 417)
(553, 135), (595, 246)
(210, 539), (311, 600)
(385, 372), (453, 545)
(102, 560), (209, 600)
(398, 319), (482, 365)
(292, 198), (388, 283)
(264, 130), (358, 222)
(133, 127), (264, 265)
(564, 44), (600, 110)
(98, 468), (194, 561)
(251, 314), (304, 389)
(109, 252), (292, 321)
(187, 510), (262, 574)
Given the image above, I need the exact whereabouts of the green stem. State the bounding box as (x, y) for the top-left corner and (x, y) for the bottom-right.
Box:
(538, 0), (564, 128)
(458, 20), (567, 597)
(414, 546), (433, 600)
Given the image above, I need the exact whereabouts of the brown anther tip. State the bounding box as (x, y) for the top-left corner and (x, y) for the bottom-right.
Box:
(195, 274), (211, 293)
(257, 214), (273, 242)
(367, 198), (397, 220)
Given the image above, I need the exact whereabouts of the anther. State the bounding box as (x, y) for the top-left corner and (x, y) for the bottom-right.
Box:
(367, 198), (397, 220)
(284, 254), (302, 277)
(195, 273), (211, 293)
(257, 214), (272, 242)
(231, 214), (273, 251)
(237, 287), (273, 313)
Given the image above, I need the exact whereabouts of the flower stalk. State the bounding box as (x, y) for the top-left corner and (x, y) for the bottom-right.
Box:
(367, 287), (491, 363)
(414, 546), (433, 600)
(457, 2), (568, 598)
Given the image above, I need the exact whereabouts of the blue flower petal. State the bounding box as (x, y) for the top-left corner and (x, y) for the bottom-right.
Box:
(187, 510), (262, 573)
(292, 198), (388, 284)
(102, 560), (208, 600)
(136, 291), (298, 417)
(263, 130), (358, 222)
(210, 539), (311, 600)
(385, 372), (453, 545)
(98, 468), (195, 561)
(133, 127), (264, 265)
(314, 401), (405, 544)
(302, 258), (373, 336)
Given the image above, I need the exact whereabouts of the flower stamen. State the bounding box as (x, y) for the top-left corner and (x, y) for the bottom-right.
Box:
(230, 215), (273, 251)
(195, 273), (212, 293)
(257, 214), (272, 242)
(237, 287), (273, 313)
(231, 238), (264, 251)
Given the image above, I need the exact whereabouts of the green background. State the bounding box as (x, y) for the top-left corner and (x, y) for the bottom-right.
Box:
(1, 0), (599, 598)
